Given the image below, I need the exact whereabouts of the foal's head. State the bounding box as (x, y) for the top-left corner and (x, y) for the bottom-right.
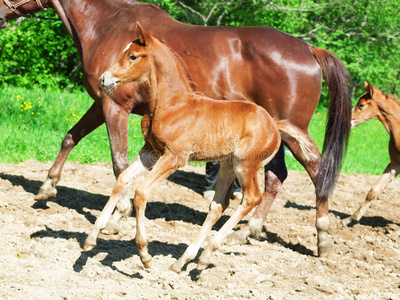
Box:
(351, 81), (385, 128)
(100, 22), (195, 95)
(99, 23), (154, 93)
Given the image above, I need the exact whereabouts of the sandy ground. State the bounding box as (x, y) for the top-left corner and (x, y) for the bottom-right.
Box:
(0, 161), (399, 299)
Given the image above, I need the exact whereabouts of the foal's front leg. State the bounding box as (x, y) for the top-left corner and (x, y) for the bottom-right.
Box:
(83, 145), (158, 251)
(343, 161), (400, 225)
(134, 152), (186, 268)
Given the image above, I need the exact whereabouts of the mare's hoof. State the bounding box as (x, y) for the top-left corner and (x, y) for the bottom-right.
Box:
(317, 242), (332, 258)
(224, 231), (248, 246)
(34, 188), (57, 201)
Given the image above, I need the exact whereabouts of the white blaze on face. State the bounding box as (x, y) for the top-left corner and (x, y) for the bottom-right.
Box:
(123, 42), (133, 54)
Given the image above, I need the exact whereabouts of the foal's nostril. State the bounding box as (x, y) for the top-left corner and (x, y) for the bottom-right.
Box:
(99, 75), (105, 87)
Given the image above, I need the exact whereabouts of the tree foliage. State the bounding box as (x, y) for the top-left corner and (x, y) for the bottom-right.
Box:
(0, 10), (80, 89)
(1, 0), (399, 103)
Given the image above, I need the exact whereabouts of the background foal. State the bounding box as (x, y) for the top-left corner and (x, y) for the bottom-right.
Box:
(343, 82), (400, 225)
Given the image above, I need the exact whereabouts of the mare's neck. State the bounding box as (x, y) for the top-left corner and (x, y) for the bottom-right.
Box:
(51, 0), (115, 57)
(51, 0), (176, 60)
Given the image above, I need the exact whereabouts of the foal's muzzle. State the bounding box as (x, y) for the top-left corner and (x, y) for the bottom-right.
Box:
(99, 73), (116, 91)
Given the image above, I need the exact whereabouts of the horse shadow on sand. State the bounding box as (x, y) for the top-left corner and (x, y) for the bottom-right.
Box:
(30, 225), (194, 278)
(4, 169), (396, 276)
(284, 201), (400, 228)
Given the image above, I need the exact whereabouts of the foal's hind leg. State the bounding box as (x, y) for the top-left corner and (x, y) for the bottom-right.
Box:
(169, 159), (236, 273)
(197, 163), (263, 270)
(226, 144), (287, 245)
(343, 161), (400, 225)
(35, 103), (105, 200)
(83, 145), (158, 251)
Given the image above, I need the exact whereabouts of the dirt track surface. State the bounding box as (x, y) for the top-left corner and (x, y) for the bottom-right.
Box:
(0, 162), (400, 299)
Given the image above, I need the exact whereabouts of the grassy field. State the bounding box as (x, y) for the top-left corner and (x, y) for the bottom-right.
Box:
(0, 87), (390, 175)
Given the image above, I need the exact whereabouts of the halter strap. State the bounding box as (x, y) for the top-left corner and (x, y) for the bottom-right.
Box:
(3, 0), (46, 17)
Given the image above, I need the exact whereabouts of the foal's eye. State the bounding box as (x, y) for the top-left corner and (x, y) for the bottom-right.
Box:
(129, 55), (137, 61)
(359, 104), (365, 109)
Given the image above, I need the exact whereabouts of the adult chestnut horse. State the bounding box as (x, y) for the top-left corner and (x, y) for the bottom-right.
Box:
(0, 0), (351, 257)
(85, 24), (281, 271)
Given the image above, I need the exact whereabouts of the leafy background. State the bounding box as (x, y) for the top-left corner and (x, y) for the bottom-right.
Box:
(1, 0), (399, 102)
(0, 0), (398, 174)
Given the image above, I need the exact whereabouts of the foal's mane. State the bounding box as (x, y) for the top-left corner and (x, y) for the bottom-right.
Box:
(381, 89), (400, 105)
(386, 93), (400, 104)
(155, 38), (198, 92)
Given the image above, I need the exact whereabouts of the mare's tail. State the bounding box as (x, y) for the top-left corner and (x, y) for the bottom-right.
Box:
(311, 47), (352, 199)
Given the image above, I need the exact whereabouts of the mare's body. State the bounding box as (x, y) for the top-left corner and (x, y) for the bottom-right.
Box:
(343, 82), (400, 225)
(0, 0), (352, 256)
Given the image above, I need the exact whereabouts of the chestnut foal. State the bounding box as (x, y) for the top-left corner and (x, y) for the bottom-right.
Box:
(83, 24), (281, 271)
(343, 82), (400, 225)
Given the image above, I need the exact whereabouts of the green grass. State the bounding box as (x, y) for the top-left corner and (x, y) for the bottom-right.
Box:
(0, 86), (144, 164)
(0, 87), (390, 175)
(285, 106), (390, 175)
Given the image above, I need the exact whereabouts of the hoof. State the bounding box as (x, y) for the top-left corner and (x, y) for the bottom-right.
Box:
(224, 231), (248, 246)
(83, 242), (95, 252)
(83, 235), (97, 251)
(317, 241), (332, 258)
(169, 262), (182, 273)
(342, 216), (357, 226)
(101, 222), (120, 235)
(141, 256), (152, 268)
(196, 261), (209, 271)
(34, 188), (57, 201)
(197, 251), (211, 270)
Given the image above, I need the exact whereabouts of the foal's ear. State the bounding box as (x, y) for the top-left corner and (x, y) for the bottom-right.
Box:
(135, 22), (146, 45)
(364, 81), (374, 96)
(135, 22), (150, 46)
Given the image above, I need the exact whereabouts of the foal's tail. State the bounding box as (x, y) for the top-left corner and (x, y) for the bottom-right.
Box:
(311, 47), (352, 199)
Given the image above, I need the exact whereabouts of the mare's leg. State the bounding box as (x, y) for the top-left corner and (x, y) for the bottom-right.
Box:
(35, 103), (105, 200)
(225, 144), (287, 244)
(170, 159), (236, 273)
(83, 144), (158, 251)
(280, 127), (333, 257)
(100, 98), (132, 234)
(134, 152), (187, 268)
(343, 161), (400, 225)
(197, 160), (263, 270)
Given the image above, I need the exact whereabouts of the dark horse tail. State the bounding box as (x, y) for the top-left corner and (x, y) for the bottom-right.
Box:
(311, 47), (352, 199)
